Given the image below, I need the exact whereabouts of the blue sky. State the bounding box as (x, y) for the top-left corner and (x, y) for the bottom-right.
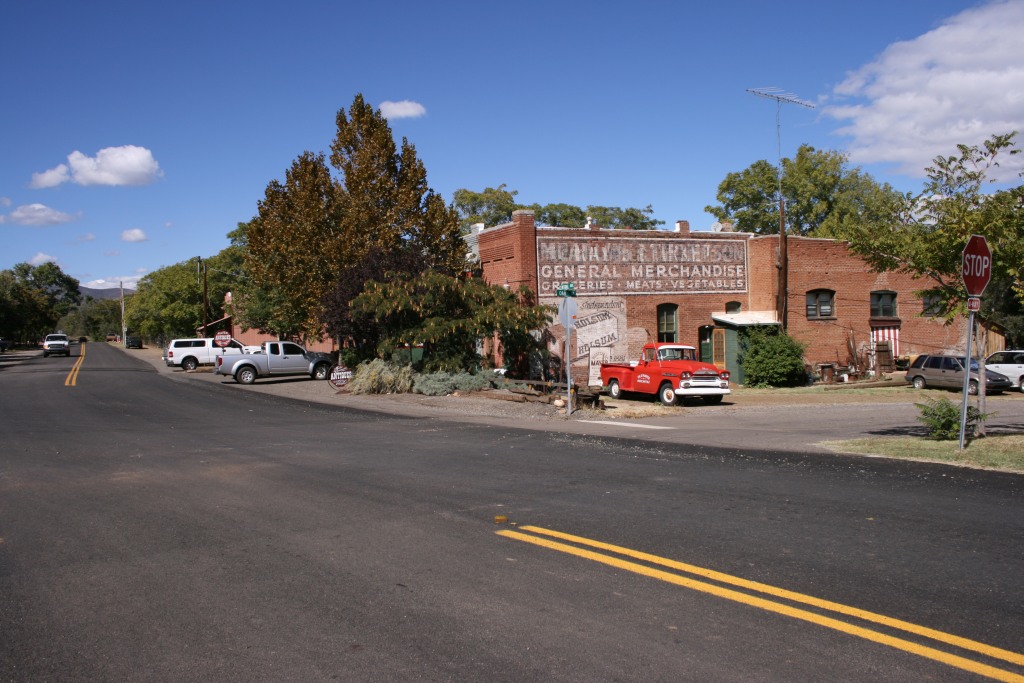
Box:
(3, 1), (1022, 289)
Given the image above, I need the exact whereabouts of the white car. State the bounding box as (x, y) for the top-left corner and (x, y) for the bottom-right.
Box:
(985, 350), (1024, 391)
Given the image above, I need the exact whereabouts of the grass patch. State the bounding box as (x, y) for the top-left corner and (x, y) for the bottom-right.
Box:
(821, 434), (1024, 473)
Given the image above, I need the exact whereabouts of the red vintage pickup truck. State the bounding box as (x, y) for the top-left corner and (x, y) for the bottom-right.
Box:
(600, 342), (731, 406)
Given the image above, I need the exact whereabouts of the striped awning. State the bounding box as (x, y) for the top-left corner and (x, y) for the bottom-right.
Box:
(871, 326), (900, 357)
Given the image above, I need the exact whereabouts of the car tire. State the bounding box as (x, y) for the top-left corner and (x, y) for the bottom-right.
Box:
(43, 352), (48, 358)
(236, 366), (257, 385)
(703, 395), (724, 404)
(912, 376), (926, 390)
(968, 380), (979, 396)
(608, 380), (621, 400)
(181, 357), (199, 372)
(313, 362), (330, 380)
(1019, 376), (1024, 393)
(659, 382), (678, 406)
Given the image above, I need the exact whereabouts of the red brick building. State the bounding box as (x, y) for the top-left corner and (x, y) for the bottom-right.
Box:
(475, 210), (976, 385)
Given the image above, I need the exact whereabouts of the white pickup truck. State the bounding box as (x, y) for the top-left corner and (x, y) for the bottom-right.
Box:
(164, 337), (261, 371)
(214, 341), (333, 384)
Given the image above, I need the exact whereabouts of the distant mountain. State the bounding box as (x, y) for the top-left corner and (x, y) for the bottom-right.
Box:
(80, 286), (134, 301)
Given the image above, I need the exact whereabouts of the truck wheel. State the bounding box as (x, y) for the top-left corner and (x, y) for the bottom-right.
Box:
(703, 395), (724, 404)
(312, 362), (330, 380)
(968, 380), (979, 396)
(608, 379), (622, 400)
(236, 366), (257, 385)
(181, 357), (199, 372)
(659, 383), (678, 406)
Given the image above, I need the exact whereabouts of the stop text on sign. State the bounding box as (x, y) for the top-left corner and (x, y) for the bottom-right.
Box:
(963, 253), (990, 277)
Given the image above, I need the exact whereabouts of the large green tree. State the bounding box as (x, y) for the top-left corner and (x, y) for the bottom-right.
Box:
(0, 262), (80, 341)
(246, 151), (340, 340)
(453, 185), (665, 231)
(57, 297), (123, 341)
(126, 245), (245, 342)
(452, 185), (520, 233)
(350, 270), (553, 372)
(126, 260), (207, 341)
(705, 145), (901, 236)
(244, 94), (466, 341)
(839, 133), (1023, 318)
(330, 94), (465, 275)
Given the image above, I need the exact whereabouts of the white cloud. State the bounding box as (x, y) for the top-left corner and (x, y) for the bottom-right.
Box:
(825, 0), (1024, 180)
(1, 197), (11, 207)
(30, 165), (71, 188)
(5, 203), (77, 226)
(121, 228), (148, 242)
(31, 145), (164, 188)
(30, 252), (57, 265)
(83, 272), (146, 290)
(77, 232), (96, 242)
(379, 100), (427, 120)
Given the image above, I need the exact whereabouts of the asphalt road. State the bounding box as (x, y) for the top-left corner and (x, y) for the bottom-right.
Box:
(1, 343), (1022, 682)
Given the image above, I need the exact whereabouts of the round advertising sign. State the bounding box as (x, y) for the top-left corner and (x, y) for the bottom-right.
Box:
(213, 330), (232, 347)
(328, 364), (353, 390)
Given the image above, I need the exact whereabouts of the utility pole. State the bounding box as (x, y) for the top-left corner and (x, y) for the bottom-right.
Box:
(747, 87), (814, 330)
(198, 257), (209, 338)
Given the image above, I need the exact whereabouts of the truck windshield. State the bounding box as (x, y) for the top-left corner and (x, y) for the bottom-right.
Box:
(657, 347), (694, 361)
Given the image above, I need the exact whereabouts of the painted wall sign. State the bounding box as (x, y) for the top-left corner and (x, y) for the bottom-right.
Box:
(537, 237), (748, 296)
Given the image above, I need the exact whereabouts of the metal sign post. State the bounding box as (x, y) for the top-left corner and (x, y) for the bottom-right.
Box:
(958, 310), (976, 451)
(557, 287), (577, 416)
(958, 236), (992, 450)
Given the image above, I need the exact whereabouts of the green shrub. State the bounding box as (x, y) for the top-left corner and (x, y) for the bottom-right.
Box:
(739, 326), (807, 387)
(915, 397), (989, 441)
(347, 359), (414, 394)
(413, 372), (455, 396)
(452, 371), (493, 392)
(412, 370), (495, 395)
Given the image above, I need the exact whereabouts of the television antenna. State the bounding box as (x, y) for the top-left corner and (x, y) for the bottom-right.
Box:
(747, 87), (815, 330)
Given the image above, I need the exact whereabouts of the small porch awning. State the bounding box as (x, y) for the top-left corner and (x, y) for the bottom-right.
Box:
(711, 311), (780, 327)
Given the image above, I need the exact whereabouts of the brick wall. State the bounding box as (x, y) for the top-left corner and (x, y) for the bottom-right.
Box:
(478, 212), (970, 379)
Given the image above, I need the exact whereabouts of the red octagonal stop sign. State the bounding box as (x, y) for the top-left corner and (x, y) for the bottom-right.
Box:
(962, 234), (992, 297)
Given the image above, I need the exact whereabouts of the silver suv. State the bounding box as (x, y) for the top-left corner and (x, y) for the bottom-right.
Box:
(42, 333), (71, 357)
(905, 354), (1011, 395)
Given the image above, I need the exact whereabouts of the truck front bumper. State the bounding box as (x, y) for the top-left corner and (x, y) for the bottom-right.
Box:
(674, 382), (731, 397)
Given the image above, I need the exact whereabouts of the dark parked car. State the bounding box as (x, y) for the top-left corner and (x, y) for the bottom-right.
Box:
(125, 336), (143, 349)
(905, 354), (1012, 395)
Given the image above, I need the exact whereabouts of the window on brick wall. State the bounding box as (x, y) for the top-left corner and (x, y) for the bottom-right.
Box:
(725, 301), (742, 313)
(921, 291), (943, 317)
(870, 291), (898, 318)
(806, 289), (835, 319)
(657, 304), (678, 342)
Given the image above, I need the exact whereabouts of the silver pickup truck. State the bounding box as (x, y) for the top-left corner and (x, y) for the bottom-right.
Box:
(214, 341), (333, 384)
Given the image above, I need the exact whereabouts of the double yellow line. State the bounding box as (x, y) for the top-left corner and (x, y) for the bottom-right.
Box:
(64, 343), (86, 386)
(498, 525), (1024, 682)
